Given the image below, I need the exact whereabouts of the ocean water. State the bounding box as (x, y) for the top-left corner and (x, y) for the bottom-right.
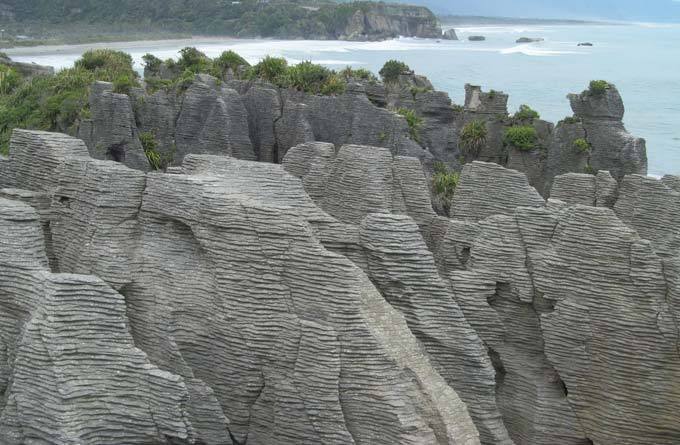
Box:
(5, 22), (680, 176)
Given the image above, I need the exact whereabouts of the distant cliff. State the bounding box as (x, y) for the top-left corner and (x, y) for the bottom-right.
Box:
(0, 0), (442, 42)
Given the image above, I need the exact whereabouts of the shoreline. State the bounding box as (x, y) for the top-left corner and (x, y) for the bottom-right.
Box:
(0, 16), (651, 52)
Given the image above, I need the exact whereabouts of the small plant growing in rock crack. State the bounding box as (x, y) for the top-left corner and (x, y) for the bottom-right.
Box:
(397, 108), (423, 142)
(589, 80), (610, 96)
(561, 116), (581, 125)
(410, 86), (431, 99)
(504, 125), (538, 151)
(112, 74), (136, 95)
(513, 104), (540, 121)
(432, 161), (460, 216)
(573, 138), (591, 153)
(459, 120), (487, 158)
(139, 131), (163, 170)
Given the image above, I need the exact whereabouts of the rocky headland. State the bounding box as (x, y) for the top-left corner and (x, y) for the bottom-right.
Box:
(0, 48), (676, 445)
(0, 0), (443, 43)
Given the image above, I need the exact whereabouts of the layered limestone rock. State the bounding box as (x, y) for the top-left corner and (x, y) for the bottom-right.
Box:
(78, 67), (648, 202)
(0, 199), (194, 445)
(5, 129), (89, 192)
(283, 143), (437, 232)
(435, 163), (680, 445)
(340, 3), (441, 40)
(78, 82), (149, 171)
(543, 118), (589, 192)
(0, 155), (8, 188)
(613, 174), (680, 258)
(567, 84), (647, 180)
(359, 214), (513, 445)
(450, 162), (545, 221)
(1, 132), (483, 444)
(0, 101), (671, 444)
(532, 205), (680, 445)
(174, 74), (255, 161)
(549, 171), (617, 207)
(125, 157), (480, 445)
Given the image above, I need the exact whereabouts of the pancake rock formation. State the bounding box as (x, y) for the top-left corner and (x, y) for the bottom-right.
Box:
(0, 83), (674, 444)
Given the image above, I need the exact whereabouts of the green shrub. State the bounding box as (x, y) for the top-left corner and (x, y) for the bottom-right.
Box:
(0, 49), (139, 153)
(112, 74), (136, 95)
(459, 120), (487, 157)
(397, 108), (423, 142)
(379, 60), (410, 83)
(561, 116), (580, 125)
(74, 49), (138, 83)
(0, 65), (21, 95)
(589, 80), (610, 96)
(142, 53), (162, 73)
(573, 138), (591, 153)
(212, 50), (250, 77)
(320, 74), (346, 95)
(504, 125), (538, 151)
(514, 104), (540, 120)
(283, 61), (332, 93)
(139, 131), (163, 170)
(339, 66), (377, 82)
(432, 161), (460, 215)
(177, 47), (212, 74)
(248, 56), (288, 83)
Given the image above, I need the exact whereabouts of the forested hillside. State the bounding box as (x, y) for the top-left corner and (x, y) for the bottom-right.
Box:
(0, 0), (440, 41)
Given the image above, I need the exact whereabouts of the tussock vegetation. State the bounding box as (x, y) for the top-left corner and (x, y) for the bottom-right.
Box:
(0, 49), (138, 155)
(397, 108), (423, 142)
(432, 161), (460, 216)
(459, 120), (487, 157)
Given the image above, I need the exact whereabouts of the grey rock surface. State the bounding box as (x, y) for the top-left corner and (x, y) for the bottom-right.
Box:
(360, 213), (513, 445)
(5, 129), (89, 193)
(128, 157), (480, 445)
(568, 84), (647, 179)
(78, 81), (149, 171)
(443, 28), (459, 40)
(451, 162), (545, 221)
(175, 75), (255, 162)
(613, 174), (680, 258)
(0, 199), (195, 445)
(0, 107), (676, 445)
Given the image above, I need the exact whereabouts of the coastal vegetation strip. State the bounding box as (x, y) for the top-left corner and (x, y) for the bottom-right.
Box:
(0, 0), (440, 46)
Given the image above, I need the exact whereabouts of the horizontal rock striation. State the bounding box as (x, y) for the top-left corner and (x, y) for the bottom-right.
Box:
(1, 130), (485, 445)
(76, 64), (647, 212)
(0, 199), (194, 445)
(0, 119), (675, 445)
(340, 3), (441, 41)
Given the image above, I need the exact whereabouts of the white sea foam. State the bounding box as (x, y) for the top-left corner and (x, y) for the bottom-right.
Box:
(499, 44), (579, 56)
